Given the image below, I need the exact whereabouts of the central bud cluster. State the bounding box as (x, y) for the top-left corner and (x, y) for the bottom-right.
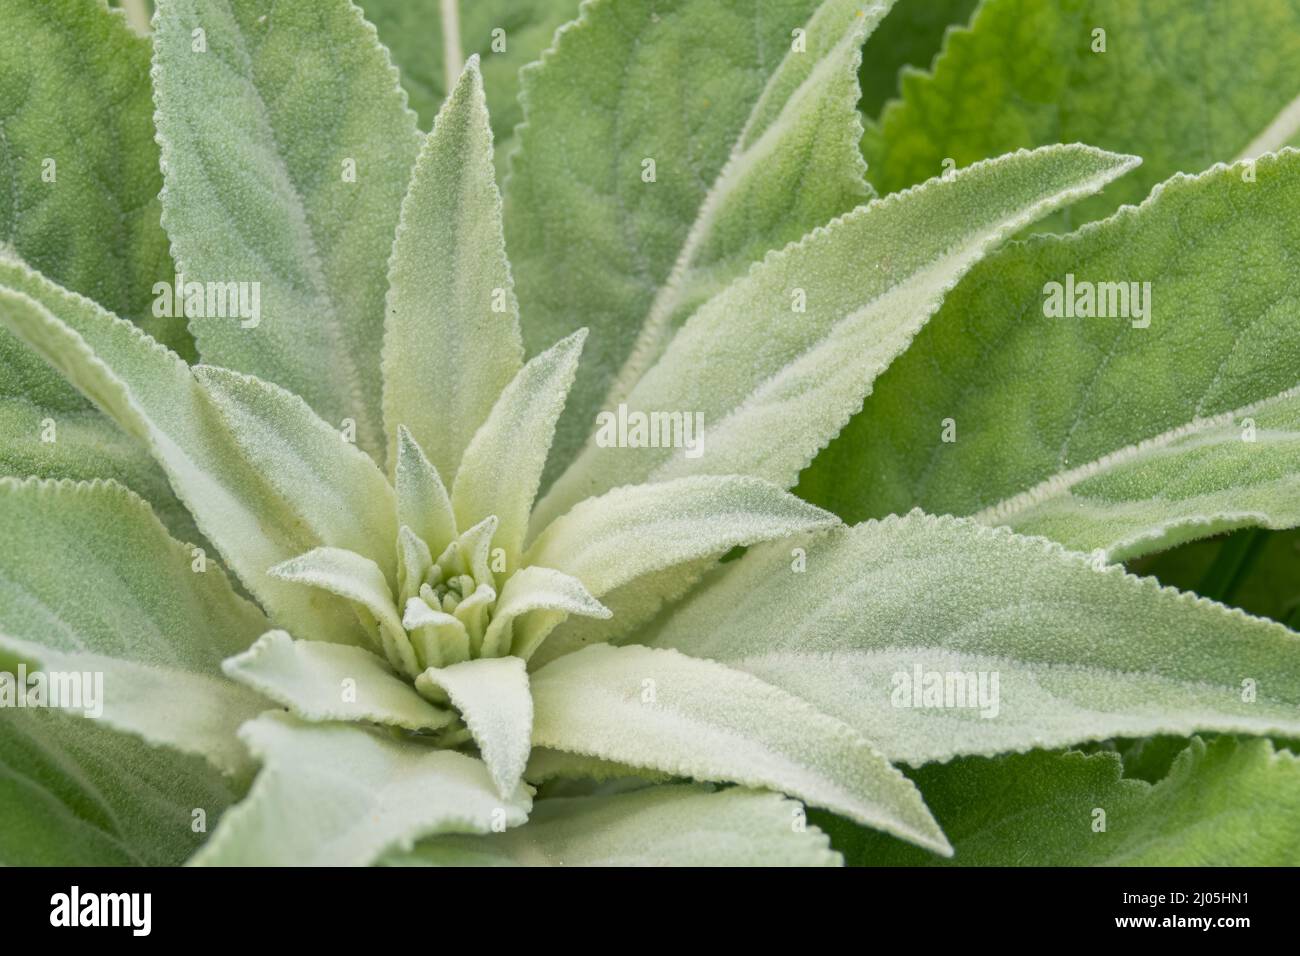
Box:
(391, 514), (507, 679)
(269, 426), (610, 697)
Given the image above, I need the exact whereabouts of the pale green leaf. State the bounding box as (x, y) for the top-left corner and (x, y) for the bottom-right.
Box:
(841, 737), (1300, 866)
(0, 634), (263, 777)
(0, 477), (268, 773)
(536, 144), (1139, 524)
(975, 386), (1300, 561)
(193, 365), (398, 577)
(800, 153), (1300, 547)
(525, 557), (711, 668)
(0, 6), (197, 541)
(647, 513), (1300, 765)
(402, 599), (471, 668)
(395, 426), (457, 558)
(268, 547), (410, 667)
(863, 0), (1300, 226)
(415, 656), (532, 796)
(509, 0), (870, 482)
(0, 477), (264, 664)
(530, 643), (950, 854)
(0, 707), (237, 866)
(606, 0), (885, 398)
(152, 0), (421, 457)
(449, 514), (499, 588)
(383, 55), (523, 478)
(0, 391), (199, 546)
(526, 474), (839, 599)
(0, 262), (358, 644)
(191, 712), (531, 866)
(524, 476), (835, 662)
(452, 330), (584, 570)
(397, 525), (434, 610)
(0, 0), (185, 351)
(481, 564), (610, 660)
(223, 630), (453, 732)
(0, 261), (371, 642)
(386, 784), (842, 866)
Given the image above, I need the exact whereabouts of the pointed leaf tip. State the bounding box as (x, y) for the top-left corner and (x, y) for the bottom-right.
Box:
(382, 33), (522, 479)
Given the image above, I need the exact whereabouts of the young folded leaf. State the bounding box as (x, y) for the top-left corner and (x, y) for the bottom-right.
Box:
(223, 631), (455, 732)
(269, 548), (411, 666)
(452, 329), (586, 572)
(482, 565), (611, 660)
(416, 656), (533, 797)
(395, 426), (459, 560)
(384, 56), (523, 479)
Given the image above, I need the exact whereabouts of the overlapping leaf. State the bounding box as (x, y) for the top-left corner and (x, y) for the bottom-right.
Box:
(530, 643), (951, 854)
(647, 513), (1300, 765)
(153, 0), (421, 458)
(192, 712), (531, 866)
(801, 153), (1300, 561)
(0, 310), (197, 543)
(527, 475), (838, 598)
(0, 265), (359, 645)
(507, 0), (880, 482)
(0, 0), (197, 542)
(387, 785), (842, 866)
(0, 0), (183, 349)
(538, 144), (1137, 524)
(0, 478), (267, 773)
(194, 366), (398, 578)
(605, 0), (887, 397)
(864, 0), (1300, 225)
(0, 707), (238, 866)
(976, 386), (1300, 561)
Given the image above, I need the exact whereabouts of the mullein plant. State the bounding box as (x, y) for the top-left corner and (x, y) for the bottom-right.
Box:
(0, 0), (1298, 866)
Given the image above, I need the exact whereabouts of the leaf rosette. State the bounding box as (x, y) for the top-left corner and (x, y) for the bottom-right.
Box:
(0, 0), (1297, 867)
